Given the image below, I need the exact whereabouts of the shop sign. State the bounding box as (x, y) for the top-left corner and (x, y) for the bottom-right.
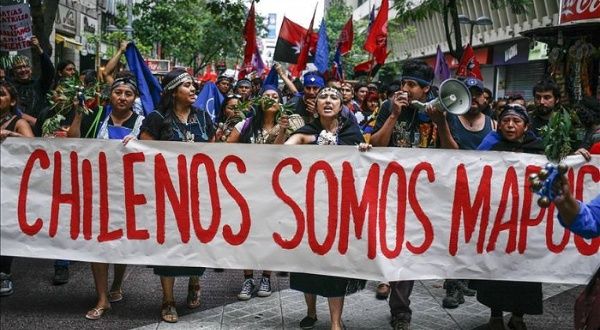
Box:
(528, 42), (548, 61)
(80, 14), (98, 35)
(55, 4), (76, 36)
(493, 41), (530, 65)
(560, 0), (600, 24)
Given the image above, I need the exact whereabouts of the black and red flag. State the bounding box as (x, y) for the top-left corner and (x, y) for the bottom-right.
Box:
(273, 17), (318, 64)
(337, 17), (354, 55)
(363, 0), (389, 64)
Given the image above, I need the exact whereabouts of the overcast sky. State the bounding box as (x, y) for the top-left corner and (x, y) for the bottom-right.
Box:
(255, 0), (326, 39)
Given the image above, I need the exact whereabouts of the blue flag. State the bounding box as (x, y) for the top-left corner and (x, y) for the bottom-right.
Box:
(194, 82), (224, 123)
(263, 64), (279, 87)
(124, 42), (162, 116)
(434, 45), (450, 82)
(367, 5), (375, 34)
(332, 46), (343, 80)
(314, 19), (329, 74)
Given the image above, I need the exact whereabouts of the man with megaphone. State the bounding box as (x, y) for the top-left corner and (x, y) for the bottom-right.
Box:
(424, 76), (498, 310)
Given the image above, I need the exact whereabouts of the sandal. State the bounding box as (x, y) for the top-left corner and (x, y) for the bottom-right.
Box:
(85, 305), (110, 320)
(108, 289), (123, 303)
(376, 282), (391, 300)
(161, 301), (178, 323)
(187, 283), (201, 309)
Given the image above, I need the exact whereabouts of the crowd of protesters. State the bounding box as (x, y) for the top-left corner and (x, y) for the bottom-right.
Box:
(1, 37), (599, 330)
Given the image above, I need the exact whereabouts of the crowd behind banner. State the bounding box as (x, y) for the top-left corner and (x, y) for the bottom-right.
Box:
(1, 36), (599, 330)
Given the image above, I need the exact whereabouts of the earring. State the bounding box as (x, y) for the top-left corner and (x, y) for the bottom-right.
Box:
(313, 112), (319, 119)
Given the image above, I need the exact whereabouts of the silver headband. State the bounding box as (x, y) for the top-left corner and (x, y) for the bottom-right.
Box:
(164, 72), (192, 91)
(317, 87), (342, 99)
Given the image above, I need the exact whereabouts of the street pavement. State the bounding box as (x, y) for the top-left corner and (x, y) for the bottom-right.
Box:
(0, 257), (582, 329)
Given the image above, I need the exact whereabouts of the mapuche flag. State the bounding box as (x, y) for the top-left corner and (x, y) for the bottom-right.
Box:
(337, 17), (354, 55)
(456, 44), (483, 80)
(239, 1), (265, 79)
(273, 17), (318, 64)
(363, 0), (389, 64)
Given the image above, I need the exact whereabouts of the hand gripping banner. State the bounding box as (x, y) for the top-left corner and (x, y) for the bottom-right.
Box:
(1, 138), (599, 284)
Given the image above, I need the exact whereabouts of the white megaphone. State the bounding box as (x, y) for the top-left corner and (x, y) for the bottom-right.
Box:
(411, 78), (471, 115)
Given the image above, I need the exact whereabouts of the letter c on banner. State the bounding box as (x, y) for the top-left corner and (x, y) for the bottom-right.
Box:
(18, 149), (50, 235)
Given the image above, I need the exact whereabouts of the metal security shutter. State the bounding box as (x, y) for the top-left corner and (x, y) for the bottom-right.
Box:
(505, 61), (547, 101)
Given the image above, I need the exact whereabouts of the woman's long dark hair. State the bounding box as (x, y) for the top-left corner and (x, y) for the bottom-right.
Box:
(156, 68), (198, 140)
(0, 81), (20, 116)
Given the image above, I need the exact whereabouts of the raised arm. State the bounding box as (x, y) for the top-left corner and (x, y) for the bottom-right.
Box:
(103, 41), (128, 85)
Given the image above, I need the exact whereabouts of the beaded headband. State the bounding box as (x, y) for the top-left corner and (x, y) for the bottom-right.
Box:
(111, 77), (138, 94)
(317, 87), (342, 99)
(164, 72), (192, 91)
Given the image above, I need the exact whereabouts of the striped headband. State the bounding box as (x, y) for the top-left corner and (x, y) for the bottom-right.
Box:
(317, 87), (342, 99)
(164, 72), (193, 91)
(111, 77), (138, 94)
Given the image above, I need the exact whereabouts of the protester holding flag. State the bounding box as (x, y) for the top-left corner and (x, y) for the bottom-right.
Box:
(139, 68), (215, 323)
(285, 87), (364, 330)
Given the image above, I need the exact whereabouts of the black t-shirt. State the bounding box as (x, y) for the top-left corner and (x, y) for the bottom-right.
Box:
(373, 100), (436, 148)
(139, 109), (215, 142)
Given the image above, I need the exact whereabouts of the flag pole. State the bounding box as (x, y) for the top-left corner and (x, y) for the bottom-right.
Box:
(366, 53), (374, 83)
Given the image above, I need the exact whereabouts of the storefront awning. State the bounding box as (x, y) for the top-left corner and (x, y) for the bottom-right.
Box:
(55, 34), (83, 50)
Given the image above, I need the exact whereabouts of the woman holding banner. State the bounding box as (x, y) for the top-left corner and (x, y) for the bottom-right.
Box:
(68, 76), (144, 320)
(285, 87), (365, 330)
(0, 81), (34, 297)
(139, 68), (215, 323)
(476, 104), (544, 330)
(226, 85), (292, 300)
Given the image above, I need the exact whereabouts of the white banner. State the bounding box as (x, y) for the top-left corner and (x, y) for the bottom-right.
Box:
(0, 4), (33, 51)
(1, 138), (599, 284)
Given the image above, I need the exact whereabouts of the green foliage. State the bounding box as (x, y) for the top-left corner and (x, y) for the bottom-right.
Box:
(43, 77), (98, 136)
(132, 0), (249, 74)
(540, 104), (581, 162)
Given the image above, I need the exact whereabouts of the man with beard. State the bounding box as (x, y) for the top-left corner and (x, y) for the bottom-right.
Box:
(530, 79), (561, 137)
(428, 77), (495, 309)
(432, 77), (497, 150)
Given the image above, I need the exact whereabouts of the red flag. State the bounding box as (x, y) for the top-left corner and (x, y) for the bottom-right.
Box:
(353, 58), (376, 74)
(240, 2), (259, 79)
(337, 17), (354, 55)
(273, 17), (319, 64)
(456, 44), (483, 80)
(295, 6), (317, 74)
(363, 0), (388, 64)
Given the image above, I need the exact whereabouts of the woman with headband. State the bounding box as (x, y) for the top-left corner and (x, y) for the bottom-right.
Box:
(285, 87), (365, 330)
(226, 85), (294, 301)
(67, 74), (144, 320)
(138, 68), (215, 323)
(475, 103), (544, 330)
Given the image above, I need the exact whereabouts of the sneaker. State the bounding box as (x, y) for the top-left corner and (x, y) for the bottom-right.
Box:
(391, 318), (410, 330)
(237, 278), (255, 300)
(257, 276), (272, 297)
(442, 280), (464, 308)
(0, 272), (14, 296)
(53, 267), (69, 285)
(457, 280), (477, 296)
(299, 315), (317, 329)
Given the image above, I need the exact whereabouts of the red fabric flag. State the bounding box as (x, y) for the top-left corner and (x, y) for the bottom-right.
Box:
(353, 58), (376, 74)
(363, 0), (388, 64)
(337, 17), (354, 55)
(455, 44), (483, 80)
(240, 1), (257, 79)
(295, 7), (317, 74)
(273, 17), (319, 64)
